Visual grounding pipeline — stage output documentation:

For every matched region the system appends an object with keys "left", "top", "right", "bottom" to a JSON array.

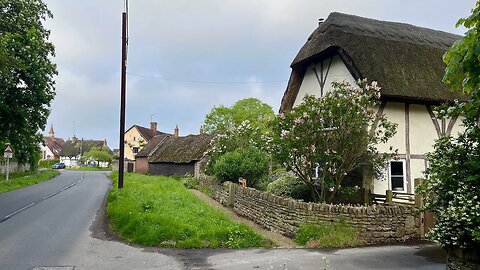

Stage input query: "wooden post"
[
  {"left": 227, "top": 182, "right": 235, "bottom": 208},
  {"left": 386, "top": 190, "right": 393, "bottom": 204},
  {"left": 415, "top": 178, "right": 425, "bottom": 239}
]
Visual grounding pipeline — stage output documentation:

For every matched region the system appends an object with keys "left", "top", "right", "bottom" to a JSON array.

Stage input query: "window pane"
[
  {"left": 391, "top": 161, "right": 403, "bottom": 176},
  {"left": 391, "top": 176, "right": 404, "bottom": 190}
]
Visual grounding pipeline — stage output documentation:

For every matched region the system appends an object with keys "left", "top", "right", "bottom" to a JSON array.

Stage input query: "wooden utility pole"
[{"left": 118, "top": 4, "right": 128, "bottom": 189}]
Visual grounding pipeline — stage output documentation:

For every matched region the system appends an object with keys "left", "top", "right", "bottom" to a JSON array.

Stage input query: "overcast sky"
[{"left": 41, "top": 0, "right": 476, "bottom": 149}]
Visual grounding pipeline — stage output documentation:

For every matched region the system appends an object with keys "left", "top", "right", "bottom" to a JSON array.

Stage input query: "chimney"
[
  {"left": 174, "top": 124, "right": 179, "bottom": 138},
  {"left": 150, "top": 121, "right": 157, "bottom": 132},
  {"left": 199, "top": 125, "right": 204, "bottom": 135},
  {"left": 318, "top": 18, "right": 324, "bottom": 26}
]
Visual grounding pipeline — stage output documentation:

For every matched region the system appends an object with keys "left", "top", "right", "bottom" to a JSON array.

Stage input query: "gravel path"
[{"left": 190, "top": 189, "right": 299, "bottom": 248}]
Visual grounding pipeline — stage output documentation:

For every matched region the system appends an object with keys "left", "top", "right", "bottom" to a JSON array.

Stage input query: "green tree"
[
  {"left": 82, "top": 147, "right": 113, "bottom": 167},
  {"left": 271, "top": 80, "right": 397, "bottom": 202},
  {"left": 203, "top": 98, "right": 275, "bottom": 134},
  {"left": 417, "top": 1, "right": 480, "bottom": 250},
  {"left": 0, "top": 0, "right": 57, "bottom": 166}
]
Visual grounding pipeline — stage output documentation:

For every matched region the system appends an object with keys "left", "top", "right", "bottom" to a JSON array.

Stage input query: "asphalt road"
[
  {"left": 0, "top": 170, "right": 447, "bottom": 270},
  {"left": 0, "top": 170, "right": 112, "bottom": 270}
]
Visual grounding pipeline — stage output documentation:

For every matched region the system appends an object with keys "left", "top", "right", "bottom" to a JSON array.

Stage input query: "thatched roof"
[
  {"left": 43, "top": 136, "right": 65, "bottom": 156},
  {"left": 280, "top": 12, "right": 464, "bottom": 112},
  {"left": 60, "top": 138, "right": 112, "bottom": 157},
  {"left": 148, "top": 134, "right": 215, "bottom": 164},
  {"left": 135, "top": 133, "right": 171, "bottom": 157}
]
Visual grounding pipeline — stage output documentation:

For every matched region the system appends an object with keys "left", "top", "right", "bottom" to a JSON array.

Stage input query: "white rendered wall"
[{"left": 294, "top": 55, "right": 355, "bottom": 105}]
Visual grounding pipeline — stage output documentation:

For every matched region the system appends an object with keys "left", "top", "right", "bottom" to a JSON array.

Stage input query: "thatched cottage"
[
  {"left": 280, "top": 12, "right": 464, "bottom": 194},
  {"left": 59, "top": 137, "right": 112, "bottom": 167},
  {"left": 135, "top": 132, "right": 214, "bottom": 177}
]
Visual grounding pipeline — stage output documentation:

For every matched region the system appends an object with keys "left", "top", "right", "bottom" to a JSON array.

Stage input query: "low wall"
[
  {"left": 199, "top": 176, "right": 420, "bottom": 243},
  {"left": 0, "top": 162, "right": 30, "bottom": 174}
]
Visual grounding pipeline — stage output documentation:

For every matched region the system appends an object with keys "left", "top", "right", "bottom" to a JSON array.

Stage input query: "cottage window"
[
  {"left": 389, "top": 160, "right": 405, "bottom": 192},
  {"left": 133, "top": 147, "right": 139, "bottom": 154}
]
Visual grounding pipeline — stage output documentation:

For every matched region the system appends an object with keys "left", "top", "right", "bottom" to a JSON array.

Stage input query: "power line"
[{"left": 126, "top": 72, "right": 287, "bottom": 85}]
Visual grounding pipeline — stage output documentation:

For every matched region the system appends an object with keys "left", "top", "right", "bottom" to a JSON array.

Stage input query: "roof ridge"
[{"left": 319, "top": 12, "right": 460, "bottom": 49}]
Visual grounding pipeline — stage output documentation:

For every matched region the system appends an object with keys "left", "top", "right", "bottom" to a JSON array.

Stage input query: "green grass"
[
  {"left": 67, "top": 166, "right": 112, "bottom": 171},
  {"left": 295, "top": 221, "right": 360, "bottom": 248},
  {"left": 0, "top": 169, "right": 61, "bottom": 193},
  {"left": 107, "top": 172, "right": 272, "bottom": 248}
]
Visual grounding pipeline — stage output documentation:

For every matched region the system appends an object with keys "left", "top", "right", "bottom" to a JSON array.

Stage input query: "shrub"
[
  {"left": 180, "top": 176, "right": 199, "bottom": 189},
  {"left": 213, "top": 147, "right": 269, "bottom": 187},
  {"left": 267, "top": 170, "right": 312, "bottom": 201},
  {"left": 38, "top": 159, "right": 59, "bottom": 168}
]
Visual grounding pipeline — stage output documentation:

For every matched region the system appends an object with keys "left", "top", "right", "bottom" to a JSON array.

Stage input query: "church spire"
[{"left": 49, "top": 125, "right": 55, "bottom": 138}]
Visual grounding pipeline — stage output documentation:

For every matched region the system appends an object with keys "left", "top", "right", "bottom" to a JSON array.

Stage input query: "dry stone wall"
[{"left": 199, "top": 176, "right": 420, "bottom": 243}]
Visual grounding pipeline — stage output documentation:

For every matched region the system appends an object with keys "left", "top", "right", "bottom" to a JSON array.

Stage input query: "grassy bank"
[
  {"left": 107, "top": 172, "right": 272, "bottom": 248},
  {"left": 295, "top": 221, "right": 360, "bottom": 248},
  {"left": 0, "top": 169, "right": 60, "bottom": 193}
]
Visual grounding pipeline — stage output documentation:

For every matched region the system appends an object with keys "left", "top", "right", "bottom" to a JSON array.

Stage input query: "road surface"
[{"left": 0, "top": 170, "right": 446, "bottom": 270}]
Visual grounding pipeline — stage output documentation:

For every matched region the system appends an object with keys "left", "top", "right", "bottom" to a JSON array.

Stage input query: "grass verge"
[
  {"left": 107, "top": 172, "right": 272, "bottom": 248},
  {"left": 67, "top": 166, "right": 112, "bottom": 171},
  {"left": 295, "top": 221, "right": 360, "bottom": 248},
  {"left": 0, "top": 169, "right": 60, "bottom": 193}
]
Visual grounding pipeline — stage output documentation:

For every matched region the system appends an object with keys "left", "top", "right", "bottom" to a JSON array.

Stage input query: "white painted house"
[
  {"left": 59, "top": 137, "right": 112, "bottom": 167},
  {"left": 280, "top": 13, "right": 465, "bottom": 195},
  {"left": 40, "top": 126, "right": 65, "bottom": 160}
]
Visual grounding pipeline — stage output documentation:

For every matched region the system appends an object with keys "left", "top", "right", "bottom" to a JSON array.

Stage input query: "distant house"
[
  {"left": 59, "top": 137, "right": 112, "bottom": 167},
  {"left": 40, "top": 125, "right": 65, "bottom": 160},
  {"left": 280, "top": 12, "right": 464, "bottom": 194},
  {"left": 124, "top": 122, "right": 168, "bottom": 161},
  {"left": 135, "top": 127, "right": 214, "bottom": 177}
]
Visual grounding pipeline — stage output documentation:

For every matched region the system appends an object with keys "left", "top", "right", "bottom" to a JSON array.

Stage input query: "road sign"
[{"left": 4, "top": 146, "right": 13, "bottom": 158}]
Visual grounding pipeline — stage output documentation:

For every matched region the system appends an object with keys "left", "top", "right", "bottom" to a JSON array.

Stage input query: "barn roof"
[
  {"left": 147, "top": 134, "right": 215, "bottom": 164},
  {"left": 280, "top": 12, "right": 464, "bottom": 112},
  {"left": 135, "top": 133, "right": 171, "bottom": 157}
]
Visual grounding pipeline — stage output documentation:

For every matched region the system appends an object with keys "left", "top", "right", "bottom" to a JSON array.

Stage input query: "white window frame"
[{"left": 388, "top": 160, "right": 406, "bottom": 193}]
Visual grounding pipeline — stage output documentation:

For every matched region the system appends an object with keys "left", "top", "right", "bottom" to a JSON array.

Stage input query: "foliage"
[
  {"left": 81, "top": 146, "right": 113, "bottom": 166},
  {"left": 295, "top": 221, "right": 360, "bottom": 248},
  {"left": 0, "top": 169, "right": 60, "bottom": 193},
  {"left": 179, "top": 175, "right": 199, "bottom": 189},
  {"left": 212, "top": 147, "right": 269, "bottom": 187},
  {"left": 417, "top": 1, "right": 480, "bottom": 250},
  {"left": 271, "top": 80, "right": 397, "bottom": 202},
  {"left": 267, "top": 169, "right": 312, "bottom": 201},
  {"left": 38, "top": 159, "right": 59, "bottom": 168},
  {"left": 205, "top": 119, "right": 271, "bottom": 174},
  {"left": 107, "top": 173, "right": 272, "bottom": 248},
  {"left": 203, "top": 98, "right": 275, "bottom": 134},
  {"left": 0, "top": 0, "right": 57, "bottom": 166},
  {"left": 418, "top": 133, "right": 480, "bottom": 249}
]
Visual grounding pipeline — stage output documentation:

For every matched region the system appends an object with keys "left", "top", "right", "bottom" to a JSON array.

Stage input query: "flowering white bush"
[
  {"left": 270, "top": 80, "right": 397, "bottom": 202},
  {"left": 418, "top": 129, "right": 480, "bottom": 249},
  {"left": 205, "top": 120, "right": 271, "bottom": 177},
  {"left": 418, "top": 3, "right": 480, "bottom": 250}
]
